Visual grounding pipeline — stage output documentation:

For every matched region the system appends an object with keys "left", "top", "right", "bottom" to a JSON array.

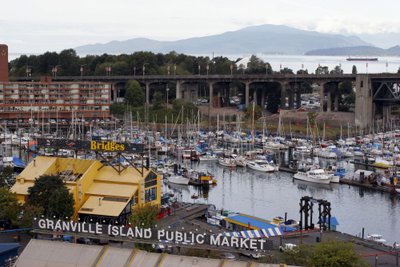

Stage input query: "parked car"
[
  {"left": 241, "top": 250, "right": 262, "bottom": 259},
  {"left": 279, "top": 243, "right": 297, "bottom": 252}
]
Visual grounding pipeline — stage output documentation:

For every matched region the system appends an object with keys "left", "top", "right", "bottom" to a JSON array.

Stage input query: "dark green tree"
[
  {"left": 0, "top": 166, "right": 14, "bottom": 188},
  {"left": 245, "top": 104, "right": 263, "bottom": 120},
  {"left": 297, "top": 69, "right": 309, "bottom": 74},
  {"left": 152, "top": 91, "right": 164, "bottom": 109},
  {"left": 246, "top": 55, "right": 272, "bottom": 74},
  {"left": 110, "top": 103, "right": 127, "bottom": 116},
  {"left": 308, "top": 239, "right": 368, "bottom": 267},
  {"left": 281, "top": 240, "right": 367, "bottom": 267},
  {"left": 0, "top": 187, "right": 21, "bottom": 226},
  {"left": 280, "top": 67, "right": 294, "bottom": 74},
  {"left": 281, "top": 244, "right": 310, "bottom": 266},
  {"left": 129, "top": 204, "right": 159, "bottom": 228},
  {"left": 19, "top": 204, "right": 44, "bottom": 228},
  {"left": 339, "top": 81, "right": 355, "bottom": 112},
  {"left": 27, "top": 175, "right": 74, "bottom": 219},
  {"left": 315, "top": 66, "right": 329, "bottom": 75},
  {"left": 352, "top": 65, "right": 358, "bottom": 74},
  {"left": 125, "top": 80, "right": 145, "bottom": 107},
  {"left": 330, "top": 65, "right": 344, "bottom": 75}
]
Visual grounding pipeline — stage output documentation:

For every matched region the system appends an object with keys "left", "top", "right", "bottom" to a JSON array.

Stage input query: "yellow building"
[{"left": 11, "top": 156, "right": 161, "bottom": 223}]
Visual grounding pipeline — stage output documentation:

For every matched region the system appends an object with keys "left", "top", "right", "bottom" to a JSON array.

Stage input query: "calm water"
[
  {"left": 165, "top": 161, "right": 400, "bottom": 245},
  {"left": 219, "top": 54, "right": 400, "bottom": 74}
]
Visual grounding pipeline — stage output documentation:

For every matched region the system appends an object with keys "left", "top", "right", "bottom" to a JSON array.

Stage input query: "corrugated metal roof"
[
  {"left": 15, "top": 239, "right": 103, "bottom": 267},
  {"left": 96, "top": 246, "right": 133, "bottom": 267},
  {"left": 128, "top": 250, "right": 161, "bottom": 267},
  {"left": 160, "top": 254, "right": 221, "bottom": 267},
  {"left": 16, "top": 240, "right": 300, "bottom": 267}
]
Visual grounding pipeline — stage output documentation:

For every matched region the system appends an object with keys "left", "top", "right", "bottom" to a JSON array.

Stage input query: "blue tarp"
[
  {"left": 318, "top": 216, "right": 339, "bottom": 226},
  {"left": 0, "top": 243, "right": 20, "bottom": 254},
  {"left": 226, "top": 214, "right": 276, "bottom": 230},
  {"left": 12, "top": 156, "right": 25, "bottom": 168}
]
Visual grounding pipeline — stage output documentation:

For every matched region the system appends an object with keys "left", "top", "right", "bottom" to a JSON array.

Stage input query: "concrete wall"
[{"left": 355, "top": 75, "right": 374, "bottom": 131}]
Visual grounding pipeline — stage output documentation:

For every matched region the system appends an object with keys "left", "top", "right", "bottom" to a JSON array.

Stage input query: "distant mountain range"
[
  {"left": 75, "top": 24, "right": 370, "bottom": 55},
  {"left": 305, "top": 45, "right": 400, "bottom": 56}
]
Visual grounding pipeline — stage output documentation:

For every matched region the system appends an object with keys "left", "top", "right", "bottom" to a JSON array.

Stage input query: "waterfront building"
[
  {"left": 0, "top": 78, "right": 111, "bottom": 121},
  {"left": 11, "top": 156, "right": 161, "bottom": 223}
]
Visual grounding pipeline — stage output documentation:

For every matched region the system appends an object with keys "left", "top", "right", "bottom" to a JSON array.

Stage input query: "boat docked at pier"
[
  {"left": 246, "top": 160, "right": 277, "bottom": 172},
  {"left": 367, "top": 234, "right": 386, "bottom": 244},
  {"left": 293, "top": 168, "right": 331, "bottom": 184},
  {"left": 167, "top": 174, "right": 189, "bottom": 185}
]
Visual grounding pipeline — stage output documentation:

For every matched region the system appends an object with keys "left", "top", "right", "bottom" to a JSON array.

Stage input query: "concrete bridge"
[{"left": 15, "top": 73, "right": 400, "bottom": 131}]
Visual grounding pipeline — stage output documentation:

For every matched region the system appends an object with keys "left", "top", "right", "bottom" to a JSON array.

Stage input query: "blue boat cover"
[
  {"left": 0, "top": 243, "right": 20, "bottom": 254},
  {"left": 12, "top": 156, "right": 26, "bottom": 168}
]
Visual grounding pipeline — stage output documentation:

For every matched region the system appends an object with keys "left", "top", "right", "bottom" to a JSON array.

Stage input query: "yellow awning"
[
  {"left": 86, "top": 182, "right": 138, "bottom": 198},
  {"left": 78, "top": 196, "right": 131, "bottom": 217}
]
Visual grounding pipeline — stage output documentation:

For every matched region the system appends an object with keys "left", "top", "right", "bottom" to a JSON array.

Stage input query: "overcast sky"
[{"left": 2, "top": 0, "right": 400, "bottom": 53}]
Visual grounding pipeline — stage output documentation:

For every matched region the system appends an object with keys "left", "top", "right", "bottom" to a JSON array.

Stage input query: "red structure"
[{"left": 0, "top": 44, "right": 8, "bottom": 82}]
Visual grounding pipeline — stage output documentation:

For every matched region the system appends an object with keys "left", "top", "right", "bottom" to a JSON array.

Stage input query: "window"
[
  {"left": 145, "top": 187, "right": 156, "bottom": 202},
  {"left": 145, "top": 171, "right": 158, "bottom": 188}
]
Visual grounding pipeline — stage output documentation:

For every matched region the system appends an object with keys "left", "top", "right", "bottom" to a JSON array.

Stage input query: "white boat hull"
[
  {"left": 247, "top": 163, "right": 275, "bottom": 172},
  {"left": 293, "top": 172, "right": 331, "bottom": 185},
  {"left": 167, "top": 175, "right": 189, "bottom": 185}
]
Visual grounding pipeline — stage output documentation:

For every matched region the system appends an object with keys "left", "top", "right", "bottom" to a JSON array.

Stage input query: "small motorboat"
[{"left": 367, "top": 234, "right": 386, "bottom": 244}]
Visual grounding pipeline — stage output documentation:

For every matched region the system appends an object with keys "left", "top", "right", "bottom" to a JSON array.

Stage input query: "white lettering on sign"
[{"left": 33, "top": 219, "right": 270, "bottom": 251}]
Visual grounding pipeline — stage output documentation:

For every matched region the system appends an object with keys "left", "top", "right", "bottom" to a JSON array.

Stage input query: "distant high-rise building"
[{"left": 0, "top": 44, "right": 8, "bottom": 82}]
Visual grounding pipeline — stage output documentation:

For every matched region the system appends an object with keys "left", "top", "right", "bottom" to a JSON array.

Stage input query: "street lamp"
[
  {"left": 25, "top": 66, "right": 31, "bottom": 77},
  {"left": 80, "top": 64, "right": 86, "bottom": 79},
  {"left": 173, "top": 64, "right": 177, "bottom": 77},
  {"left": 142, "top": 63, "right": 148, "bottom": 78},
  {"left": 166, "top": 85, "right": 170, "bottom": 107},
  {"left": 105, "top": 66, "right": 112, "bottom": 76},
  {"left": 52, "top": 65, "right": 60, "bottom": 78}
]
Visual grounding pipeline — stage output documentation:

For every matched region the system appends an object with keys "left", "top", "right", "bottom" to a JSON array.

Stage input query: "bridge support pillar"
[
  {"left": 334, "top": 92, "right": 339, "bottom": 112},
  {"left": 245, "top": 82, "right": 250, "bottom": 108},
  {"left": 280, "top": 82, "right": 288, "bottom": 109},
  {"left": 319, "top": 83, "right": 325, "bottom": 112},
  {"left": 176, "top": 81, "right": 182, "bottom": 99},
  {"left": 253, "top": 89, "right": 257, "bottom": 106},
  {"left": 145, "top": 82, "right": 150, "bottom": 105},
  {"left": 355, "top": 75, "right": 373, "bottom": 131},
  {"left": 296, "top": 90, "right": 301, "bottom": 109},
  {"left": 209, "top": 82, "right": 214, "bottom": 109},
  {"left": 327, "top": 91, "right": 332, "bottom": 112},
  {"left": 288, "top": 91, "right": 294, "bottom": 110},
  {"left": 261, "top": 89, "right": 265, "bottom": 109}
]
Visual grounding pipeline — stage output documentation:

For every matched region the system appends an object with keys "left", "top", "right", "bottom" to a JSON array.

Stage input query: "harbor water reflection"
[{"left": 164, "top": 161, "right": 400, "bottom": 245}]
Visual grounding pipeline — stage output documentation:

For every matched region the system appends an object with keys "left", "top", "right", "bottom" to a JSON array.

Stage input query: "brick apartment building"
[{"left": 0, "top": 44, "right": 112, "bottom": 121}]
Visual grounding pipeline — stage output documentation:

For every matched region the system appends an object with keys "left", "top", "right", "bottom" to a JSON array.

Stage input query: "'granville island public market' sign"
[{"left": 34, "top": 219, "right": 272, "bottom": 251}]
